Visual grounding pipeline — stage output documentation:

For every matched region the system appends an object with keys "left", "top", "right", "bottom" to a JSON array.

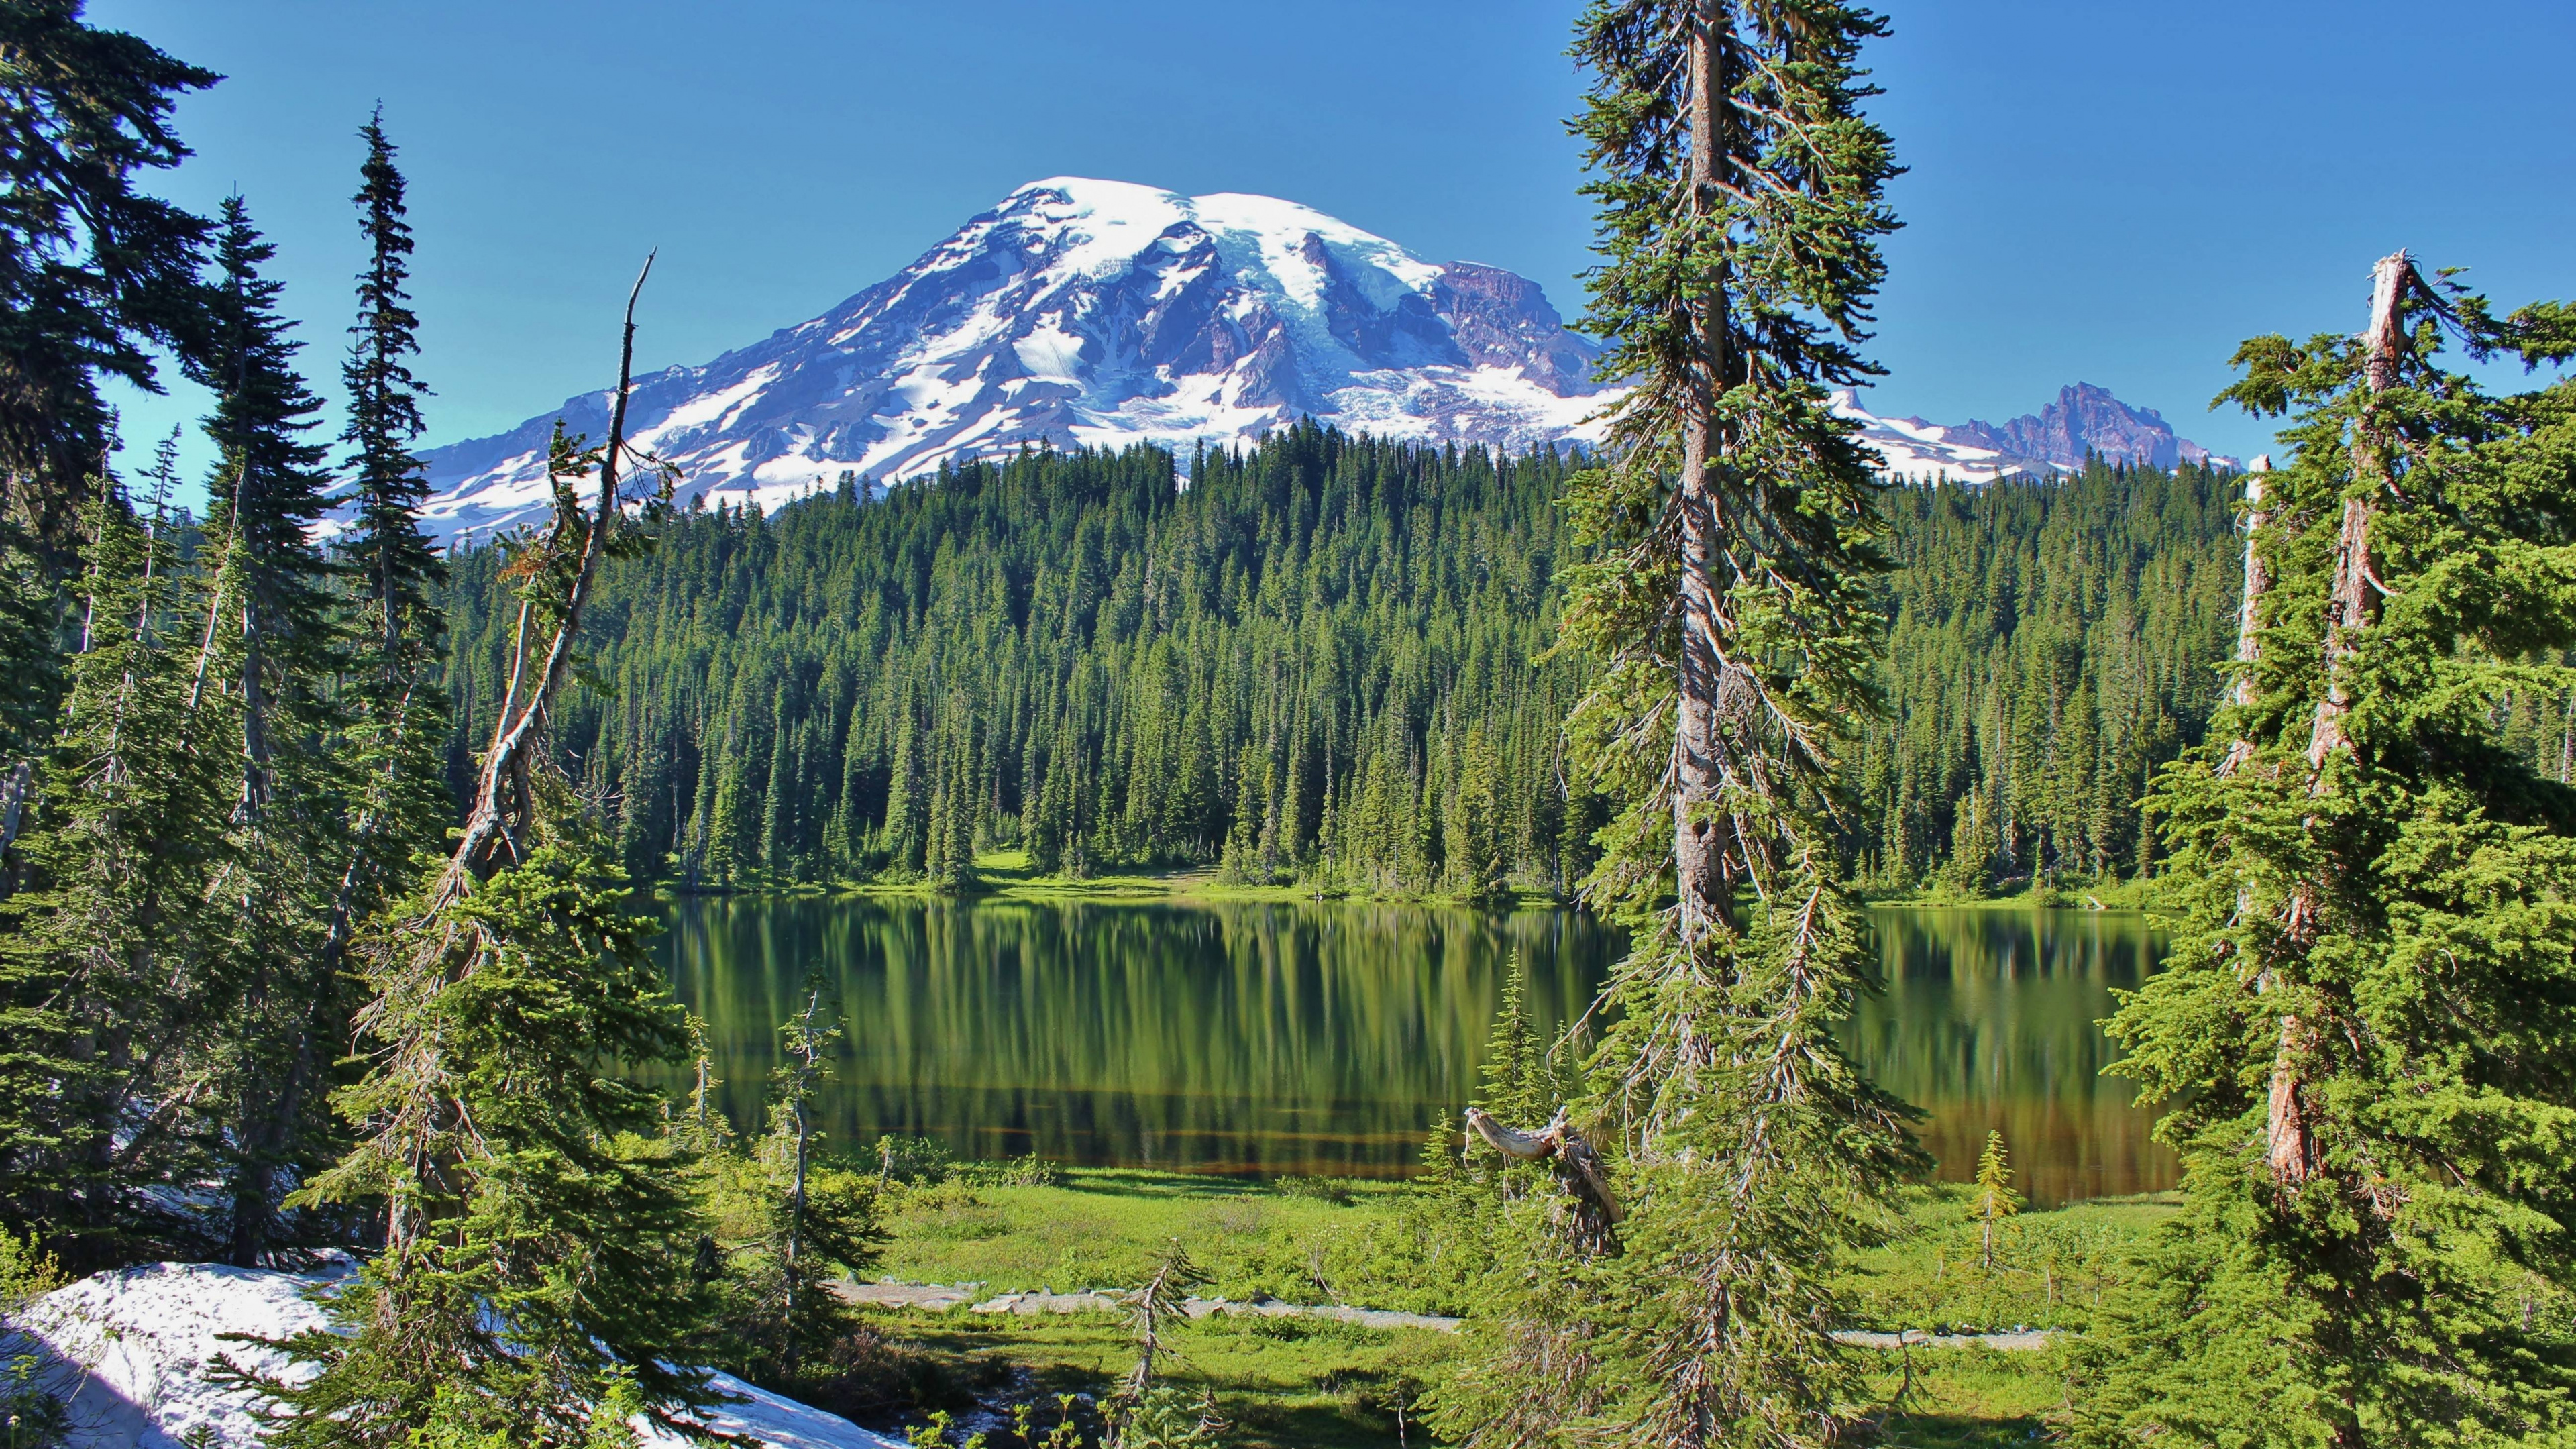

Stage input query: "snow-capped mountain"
[
  {"left": 400, "top": 177, "right": 1614, "bottom": 545},
  {"left": 390, "top": 178, "right": 2238, "bottom": 545}
]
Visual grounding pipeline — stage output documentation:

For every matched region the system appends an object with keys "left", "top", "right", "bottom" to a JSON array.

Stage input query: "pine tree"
[
  {"left": 0, "top": 0, "right": 216, "bottom": 559},
  {"left": 0, "top": 473, "right": 233, "bottom": 1257},
  {"left": 1442, "top": 4, "right": 1928, "bottom": 1444},
  {"left": 1218, "top": 742, "right": 1265, "bottom": 883},
  {"left": 268, "top": 266, "right": 712, "bottom": 1444},
  {"left": 1454, "top": 729, "right": 1507, "bottom": 902},
  {"left": 709, "top": 975, "right": 879, "bottom": 1389},
  {"left": 187, "top": 194, "right": 362, "bottom": 1267},
  {"left": 2074, "top": 257, "right": 2576, "bottom": 1447},
  {"left": 340, "top": 108, "right": 440, "bottom": 679},
  {"left": 331, "top": 109, "right": 453, "bottom": 930},
  {"left": 884, "top": 710, "right": 923, "bottom": 874},
  {"left": 1968, "top": 1129, "right": 2019, "bottom": 1272},
  {"left": 1422, "top": 951, "right": 1609, "bottom": 1440}
]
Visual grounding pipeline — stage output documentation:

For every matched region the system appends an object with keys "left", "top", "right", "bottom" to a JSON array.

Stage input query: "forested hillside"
[
  {"left": 1853, "top": 463, "right": 2243, "bottom": 886},
  {"left": 441, "top": 427, "right": 2249, "bottom": 895}
]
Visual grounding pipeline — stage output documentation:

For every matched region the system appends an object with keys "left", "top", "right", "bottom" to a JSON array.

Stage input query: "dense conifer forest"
[{"left": 440, "top": 429, "right": 2251, "bottom": 897}]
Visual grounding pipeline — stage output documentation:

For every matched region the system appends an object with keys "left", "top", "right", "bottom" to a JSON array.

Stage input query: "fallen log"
[{"left": 1464, "top": 1104, "right": 1623, "bottom": 1226}]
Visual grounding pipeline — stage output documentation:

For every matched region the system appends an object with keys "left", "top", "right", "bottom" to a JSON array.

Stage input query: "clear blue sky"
[{"left": 89, "top": 0, "right": 2576, "bottom": 503}]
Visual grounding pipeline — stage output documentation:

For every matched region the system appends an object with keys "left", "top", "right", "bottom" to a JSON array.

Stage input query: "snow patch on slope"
[{"left": 4, "top": 1263, "right": 904, "bottom": 1449}]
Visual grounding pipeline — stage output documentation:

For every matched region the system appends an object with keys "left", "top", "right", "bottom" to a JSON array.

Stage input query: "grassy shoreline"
[
  {"left": 663, "top": 849, "right": 1572, "bottom": 911},
  {"left": 667, "top": 849, "right": 2186, "bottom": 918},
  {"left": 849, "top": 1165, "right": 2175, "bottom": 1448}
]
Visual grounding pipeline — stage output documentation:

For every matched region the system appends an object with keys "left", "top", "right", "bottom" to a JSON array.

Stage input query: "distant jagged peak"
[
  {"left": 1949, "top": 381, "right": 2237, "bottom": 473},
  {"left": 1829, "top": 383, "right": 2239, "bottom": 483}
]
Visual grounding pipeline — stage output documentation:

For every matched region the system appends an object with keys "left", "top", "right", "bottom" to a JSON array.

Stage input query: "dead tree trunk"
[
  {"left": 1466, "top": 1104, "right": 1623, "bottom": 1248},
  {"left": 2306, "top": 250, "right": 2412, "bottom": 773},
  {"left": 439, "top": 252, "right": 657, "bottom": 900},
  {"left": 2269, "top": 250, "right": 2415, "bottom": 1192},
  {"left": 2220, "top": 456, "right": 2272, "bottom": 778}
]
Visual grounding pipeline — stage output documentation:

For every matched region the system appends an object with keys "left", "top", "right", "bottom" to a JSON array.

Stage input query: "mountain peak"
[
  {"left": 1830, "top": 383, "right": 2237, "bottom": 482},
  {"left": 1950, "top": 382, "right": 2232, "bottom": 472},
  {"left": 394, "top": 178, "right": 1609, "bottom": 544},
  {"left": 382, "top": 184, "right": 2235, "bottom": 546}
]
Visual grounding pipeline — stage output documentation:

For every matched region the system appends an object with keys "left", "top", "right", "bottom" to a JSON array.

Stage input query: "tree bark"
[
  {"left": 2219, "top": 458, "right": 2271, "bottom": 777},
  {"left": 2306, "top": 251, "right": 2411, "bottom": 772},
  {"left": 2269, "top": 251, "right": 2413, "bottom": 1193},
  {"left": 1465, "top": 1104, "right": 1623, "bottom": 1226},
  {"left": 1673, "top": 0, "right": 1737, "bottom": 939}
]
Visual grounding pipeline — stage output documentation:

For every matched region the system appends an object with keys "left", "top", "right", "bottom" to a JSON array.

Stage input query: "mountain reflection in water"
[{"left": 657, "top": 896, "right": 2174, "bottom": 1205}]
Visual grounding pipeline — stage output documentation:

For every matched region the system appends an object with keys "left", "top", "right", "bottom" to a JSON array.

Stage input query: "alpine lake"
[{"left": 657, "top": 895, "right": 2175, "bottom": 1208}]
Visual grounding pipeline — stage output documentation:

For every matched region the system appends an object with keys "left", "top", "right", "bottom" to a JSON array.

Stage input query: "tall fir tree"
[
  {"left": 0, "top": 471, "right": 233, "bottom": 1258},
  {"left": 2073, "top": 259, "right": 2576, "bottom": 1446},
  {"left": 0, "top": 0, "right": 216, "bottom": 560},
  {"left": 705, "top": 974, "right": 879, "bottom": 1392},
  {"left": 188, "top": 194, "right": 358, "bottom": 1266},
  {"left": 330, "top": 109, "right": 452, "bottom": 934},
  {"left": 339, "top": 108, "right": 441, "bottom": 680},
  {"left": 1437, "top": 3, "right": 1925, "bottom": 1444}
]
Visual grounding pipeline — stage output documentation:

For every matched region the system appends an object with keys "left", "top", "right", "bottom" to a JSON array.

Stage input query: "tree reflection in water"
[{"left": 657, "top": 898, "right": 2172, "bottom": 1205}]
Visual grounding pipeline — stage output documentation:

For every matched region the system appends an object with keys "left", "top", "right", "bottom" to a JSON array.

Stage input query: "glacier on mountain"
[
  {"left": 393, "top": 177, "right": 1615, "bottom": 545},
  {"left": 377, "top": 178, "right": 2237, "bottom": 547}
]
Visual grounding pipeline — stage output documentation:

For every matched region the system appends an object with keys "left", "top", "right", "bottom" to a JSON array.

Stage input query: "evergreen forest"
[{"left": 440, "top": 434, "right": 2257, "bottom": 900}]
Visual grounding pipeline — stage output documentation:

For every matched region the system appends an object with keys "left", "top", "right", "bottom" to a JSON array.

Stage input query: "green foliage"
[
  {"left": 0, "top": 1220, "right": 67, "bottom": 1444},
  {"left": 1105, "top": 1385, "right": 1226, "bottom": 1448},
  {"left": 0, "top": 1350, "right": 69, "bottom": 1449},
  {"left": 0, "top": 1225, "right": 62, "bottom": 1311},
  {"left": 0, "top": 478, "right": 237, "bottom": 1256},
  {"left": 0, "top": 0, "right": 217, "bottom": 557},
  {"left": 1968, "top": 1131, "right": 2021, "bottom": 1271},
  {"left": 191, "top": 194, "right": 370, "bottom": 1268},
  {"left": 338, "top": 107, "right": 443, "bottom": 673},
  {"left": 264, "top": 833, "right": 717, "bottom": 1446},
  {"left": 439, "top": 425, "right": 2243, "bottom": 903},
  {"left": 441, "top": 428, "right": 1601, "bottom": 900},
  {"left": 2082, "top": 264, "right": 2576, "bottom": 1445},
  {"left": 875, "top": 1134, "right": 961, "bottom": 1186},
  {"left": 695, "top": 973, "right": 888, "bottom": 1391},
  {"left": 1268, "top": 1176, "right": 1354, "bottom": 1208},
  {"left": 1855, "top": 461, "right": 2242, "bottom": 889},
  {"left": 905, "top": 1409, "right": 990, "bottom": 1449},
  {"left": 1835, "top": 1188, "right": 2156, "bottom": 1338}
]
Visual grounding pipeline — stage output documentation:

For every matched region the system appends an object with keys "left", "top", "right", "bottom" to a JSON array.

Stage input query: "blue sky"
[{"left": 89, "top": 0, "right": 2576, "bottom": 502}]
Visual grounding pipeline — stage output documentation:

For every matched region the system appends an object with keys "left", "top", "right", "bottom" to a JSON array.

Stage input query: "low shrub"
[{"left": 1269, "top": 1175, "right": 1354, "bottom": 1207}]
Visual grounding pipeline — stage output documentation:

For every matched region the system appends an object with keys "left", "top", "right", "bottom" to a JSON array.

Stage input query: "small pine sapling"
[{"left": 1968, "top": 1129, "right": 2021, "bottom": 1271}]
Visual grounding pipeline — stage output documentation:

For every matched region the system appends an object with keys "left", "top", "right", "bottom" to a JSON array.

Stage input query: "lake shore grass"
[
  {"left": 1860, "top": 874, "right": 2182, "bottom": 914},
  {"left": 683, "top": 854, "right": 2189, "bottom": 918},
  {"left": 853, "top": 1165, "right": 2178, "bottom": 1447},
  {"left": 709, "top": 849, "right": 1570, "bottom": 911}
]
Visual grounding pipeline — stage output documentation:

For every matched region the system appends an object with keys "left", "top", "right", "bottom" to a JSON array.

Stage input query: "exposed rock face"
[{"left": 1945, "top": 382, "right": 2233, "bottom": 472}]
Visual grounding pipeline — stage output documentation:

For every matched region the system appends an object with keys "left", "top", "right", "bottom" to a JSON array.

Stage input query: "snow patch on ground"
[{"left": 4, "top": 1263, "right": 904, "bottom": 1448}]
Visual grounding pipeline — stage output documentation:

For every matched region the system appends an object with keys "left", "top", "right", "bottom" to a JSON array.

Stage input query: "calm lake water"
[{"left": 657, "top": 897, "right": 2175, "bottom": 1206}]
